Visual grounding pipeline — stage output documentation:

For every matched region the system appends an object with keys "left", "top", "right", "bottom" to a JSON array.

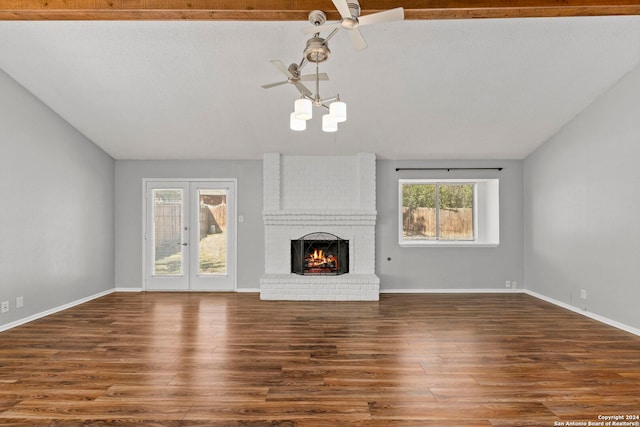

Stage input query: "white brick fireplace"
[{"left": 260, "top": 152, "right": 380, "bottom": 301}]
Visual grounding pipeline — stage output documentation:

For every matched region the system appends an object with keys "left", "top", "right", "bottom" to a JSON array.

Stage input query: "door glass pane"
[
  {"left": 438, "top": 184, "right": 474, "bottom": 240},
  {"left": 198, "top": 189, "right": 227, "bottom": 275},
  {"left": 153, "top": 189, "right": 183, "bottom": 275}
]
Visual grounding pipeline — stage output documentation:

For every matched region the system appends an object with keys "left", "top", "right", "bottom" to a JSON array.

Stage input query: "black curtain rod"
[{"left": 395, "top": 167, "right": 503, "bottom": 172}]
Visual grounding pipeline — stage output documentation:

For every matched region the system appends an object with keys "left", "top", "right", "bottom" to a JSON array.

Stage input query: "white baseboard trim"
[
  {"left": 380, "top": 288, "right": 525, "bottom": 294},
  {"left": 237, "top": 287, "right": 260, "bottom": 293},
  {"left": 114, "top": 287, "right": 143, "bottom": 292},
  {"left": 524, "top": 290, "right": 640, "bottom": 337},
  {"left": 0, "top": 288, "right": 115, "bottom": 333},
  {"left": 115, "top": 287, "right": 259, "bottom": 293}
]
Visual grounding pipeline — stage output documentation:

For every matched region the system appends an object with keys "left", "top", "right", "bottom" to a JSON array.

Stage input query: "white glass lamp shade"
[
  {"left": 322, "top": 114, "right": 338, "bottom": 132},
  {"left": 290, "top": 112, "right": 306, "bottom": 131},
  {"left": 329, "top": 101, "right": 347, "bottom": 123},
  {"left": 294, "top": 98, "right": 313, "bottom": 120}
]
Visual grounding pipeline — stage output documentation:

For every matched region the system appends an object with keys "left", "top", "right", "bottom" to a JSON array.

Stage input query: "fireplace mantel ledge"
[{"left": 263, "top": 209, "right": 377, "bottom": 226}]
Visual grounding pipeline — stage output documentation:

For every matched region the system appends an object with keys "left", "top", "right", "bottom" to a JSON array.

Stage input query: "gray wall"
[
  {"left": 376, "top": 159, "right": 524, "bottom": 290},
  {"left": 0, "top": 70, "right": 115, "bottom": 328},
  {"left": 115, "top": 160, "right": 263, "bottom": 289},
  {"left": 2, "top": 54, "right": 637, "bottom": 331},
  {"left": 524, "top": 66, "right": 640, "bottom": 330}
]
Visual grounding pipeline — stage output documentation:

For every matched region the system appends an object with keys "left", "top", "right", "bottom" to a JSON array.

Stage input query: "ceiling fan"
[
  {"left": 303, "top": 0, "right": 404, "bottom": 50},
  {"left": 261, "top": 60, "right": 329, "bottom": 97},
  {"left": 262, "top": 2, "right": 402, "bottom": 132}
]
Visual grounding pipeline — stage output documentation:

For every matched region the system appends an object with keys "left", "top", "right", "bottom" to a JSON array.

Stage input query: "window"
[
  {"left": 399, "top": 179, "right": 499, "bottom": 247},
  {"left": 402, "top": 182, "right": 475, "bottom": 241}
]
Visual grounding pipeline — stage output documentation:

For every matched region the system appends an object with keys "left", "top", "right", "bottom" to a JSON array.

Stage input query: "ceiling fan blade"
[
  {"left": 261, "top": 81, "right": 288, "bottom": 89},
  {"left": 270, "top": 60, "right": 293, "bottom": 78},
  {"left": 348, "top": 28, "right": 368, "bottom": 50},
  {"left": 300, "top": 73, "right": 329, "bottom": 81},
  {"left": 332, "top": 0, "right": 353, "bottom": 19},
  {"left": 303, "top": 22, "right": 341, "bottom": 35},
  {"left": 358, "top": 7, "right": 405, "bottom": 26},
  {"left": 293, "top": 81, "right": 312, "bottom": 97}
]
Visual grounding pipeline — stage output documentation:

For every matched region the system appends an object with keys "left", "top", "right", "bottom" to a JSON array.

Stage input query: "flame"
[{"left": 306, "top": 248, "right": 337, "bottom": 270}]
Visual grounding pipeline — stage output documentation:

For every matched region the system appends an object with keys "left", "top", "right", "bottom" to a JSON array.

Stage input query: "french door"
[{"left": 144, "top": 180, "right": 236, "bottom": 291}]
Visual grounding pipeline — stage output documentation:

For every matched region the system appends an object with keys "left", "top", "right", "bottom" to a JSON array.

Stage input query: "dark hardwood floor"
[{"left": 0, "top": 292, "right": 638, "bottom": 426}]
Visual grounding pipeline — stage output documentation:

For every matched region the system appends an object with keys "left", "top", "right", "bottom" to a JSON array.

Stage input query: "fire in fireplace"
[{"left": 291, "top": 232, "right": 349, "bottom": 276}]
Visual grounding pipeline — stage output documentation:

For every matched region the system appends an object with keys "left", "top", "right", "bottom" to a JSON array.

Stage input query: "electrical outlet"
[
  {"left": 580, "top": 289, "right": 587, "bottom": 299},
  {"left": 505, "top": 280, "right": 511, "bottom": 288},
  {"left": 512, "top": 281, "right": 517, "bottom": 289},
  {"left": 16, "top": 296, "right": 24, "bottom": 308},
  {"left": 1, "top": 301, "right": 8, "bottom": 314}
]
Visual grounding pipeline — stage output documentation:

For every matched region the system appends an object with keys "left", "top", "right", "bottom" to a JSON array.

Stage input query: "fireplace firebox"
[{"left": 291, "top": 232, "right": 349, "bottom": 276}]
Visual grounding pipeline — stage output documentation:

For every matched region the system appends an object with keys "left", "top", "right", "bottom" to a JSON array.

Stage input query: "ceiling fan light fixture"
[
  {"left": 330, "top": 100, "right": 347, "bottom": 123},
  {"left": 290, "top": 112, "right": 306, "bottom": 131},
  {"left": 294, "top": 98, "right": 313, "bottom": 120},
  {"left": 322, "top": 114, "right": 338, "bottom": 132},
  {"left": 304, "top": 37, "right": 330, "bottom": 63}
]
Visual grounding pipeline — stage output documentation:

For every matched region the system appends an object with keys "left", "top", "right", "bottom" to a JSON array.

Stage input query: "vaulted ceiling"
[{"left": 1, "top": 1, "right": 639, "bottom": 160}]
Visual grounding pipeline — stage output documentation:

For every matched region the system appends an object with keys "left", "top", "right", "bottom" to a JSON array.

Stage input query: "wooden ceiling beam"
[{"left": 0, "top": 0, "right": 638, "bottom": 20}]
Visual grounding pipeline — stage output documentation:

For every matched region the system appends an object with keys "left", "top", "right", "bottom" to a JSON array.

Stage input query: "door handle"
[{"left": 179, "top": 243, "right": 188, "bottom": 246}]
